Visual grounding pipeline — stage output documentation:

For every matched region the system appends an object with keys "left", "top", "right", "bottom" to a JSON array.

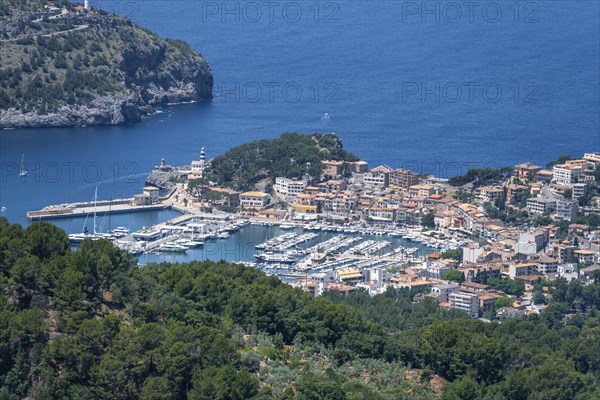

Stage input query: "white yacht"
[
  {"left": 280, "top": 223, "right": 295, "bottom": 230},
  {"left": 159, "top": 243, "right": 188, "bottom": 252}
]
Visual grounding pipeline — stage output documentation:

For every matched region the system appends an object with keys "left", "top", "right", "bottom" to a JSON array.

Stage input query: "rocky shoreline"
[
  {"left": 0, "top": 57, "right": 213, "bottom": 129},
  {"left": 145, "top": 168, "right": 188, "bottom": 192}
]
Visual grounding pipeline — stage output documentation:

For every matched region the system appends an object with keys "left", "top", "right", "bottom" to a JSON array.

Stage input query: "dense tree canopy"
[
  {"left": 202, "top": 133, "right": 358, "bottom": 191},
  {"left": 1, "top": 217, "right": 600, "bottom": 399}
]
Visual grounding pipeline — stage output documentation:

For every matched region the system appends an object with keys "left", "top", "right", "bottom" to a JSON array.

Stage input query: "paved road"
[
  {"left": 1, "top": 24, "right": 88, "bottom": 42},
  {"left": 41, "top": 24, "right": 89, "bottom": 37}
]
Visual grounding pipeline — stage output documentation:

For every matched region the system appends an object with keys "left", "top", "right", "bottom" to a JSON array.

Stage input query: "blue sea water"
[{"left": 1, "top": 0, "right": 599, "bottom": 226}]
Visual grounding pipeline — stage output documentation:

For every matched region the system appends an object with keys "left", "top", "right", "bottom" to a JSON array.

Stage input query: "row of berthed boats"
[
  {"left": 139, "top": 222, "right": 248, "bottom": 254},
  {"left": 253, "top": 232, "right": 424, "bottom": 265}
]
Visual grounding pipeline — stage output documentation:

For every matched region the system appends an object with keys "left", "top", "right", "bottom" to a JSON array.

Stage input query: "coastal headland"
[{"left": 0, "top": 0, "right": 213, "bottom": 129}]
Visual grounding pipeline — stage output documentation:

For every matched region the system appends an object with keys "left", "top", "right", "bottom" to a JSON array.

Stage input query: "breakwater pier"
[{"left": 27, "top": 198, "right": 170, "bottom": 220}]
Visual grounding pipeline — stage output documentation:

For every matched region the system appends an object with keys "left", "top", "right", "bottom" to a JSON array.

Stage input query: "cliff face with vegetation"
[
  {"left": 0, "top": 0, "right": 213, "bottom": 129},
  {"left": 201, "top": 133, "right": 359, "bottom": 191}
]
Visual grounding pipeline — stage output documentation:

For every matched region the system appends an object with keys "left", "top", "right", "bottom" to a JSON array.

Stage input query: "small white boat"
[
  {"left": 111, "top": 226, "right": 130, "bottom": 234},
  {"left": 19, "top": 154, "right": 27, "bottom": 177},
  {"left": 280, "top": 224, "right": 295, "bottom": 230}
]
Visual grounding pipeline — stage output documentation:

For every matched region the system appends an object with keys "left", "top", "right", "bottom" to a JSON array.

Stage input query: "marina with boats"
[
  {"left": 28, "top": 183, "right": 465, "bottom": 284},
  {"left": 60, "top": 203, "right": 462, "bottom": 283}
]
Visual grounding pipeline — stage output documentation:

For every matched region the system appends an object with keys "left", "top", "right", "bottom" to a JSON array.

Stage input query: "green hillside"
[
  {"left": 0, "top": 0, "right": 212, "bottom": 128},
  {"left": 201, "top": 133, "right": 359, "bottom": 191}
]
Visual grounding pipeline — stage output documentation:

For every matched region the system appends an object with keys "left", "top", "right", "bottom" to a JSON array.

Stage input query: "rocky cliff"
[{"left": 0, "top": 1, "right": 213, "bottom": 129}]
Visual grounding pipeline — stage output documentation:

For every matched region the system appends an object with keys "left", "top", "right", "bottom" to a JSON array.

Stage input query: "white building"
[
  {"left": 513, "top": 230, "right": 549, "bottom": 255},
  {"left": 553, "top": 164, "right": 581, "bottom": 186},
  {"left": 583, "top": 153, "right": 600, "bottom": 169},
  {"left": 557, "top": 264, "right": 579, "bottom": 281},
  {"left": 274, "top": 177, "right": 306, "bottom": 198},
  {"left": 431, "top": 283, "right": 460, "bottom": 301},
  {"left": 143, "top": 186, "right": 160, "bottom": 203},
  {"left": 572, "top": 183, "right": 586, "bottom": 200},
  {"left": 448, "top": 291, "right": 480, "bottom": 317},
  {"left": 527, "top": 197, "right": 556, "bottom": 215},
  {"left": 189, "top": 148, "right": 207, "bottom": 180},
  {"left": 240, "top": 191, "right": 270, "bottom": 209}
]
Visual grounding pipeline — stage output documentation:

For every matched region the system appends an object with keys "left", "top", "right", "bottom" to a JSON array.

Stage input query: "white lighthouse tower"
[
  {"left": 84, "top": 0, "right": 89, "bottom": 10},
  {"left": 189, "top": 147, "right": 206, "bottom": 180},
  {"left": 200, "top": 147, "right": 206, "bottom": 166}
]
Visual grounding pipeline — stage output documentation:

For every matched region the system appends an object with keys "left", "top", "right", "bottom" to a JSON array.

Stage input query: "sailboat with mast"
[
  {"left": 19, "top": 154, "right": 27, "bottom": 177},
  {"left": 68, "top": 187, "right": 103, "bottom": 243}
]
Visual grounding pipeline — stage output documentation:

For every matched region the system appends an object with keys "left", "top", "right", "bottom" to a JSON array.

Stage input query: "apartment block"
[
  {"left": 322, "top": 160, "right": 345, "bottom": 177},
  {"left": 572, "top": 183, "right": 586, "bottom": 200},
  {"left": 508, "top": 263, "right": 537, "bottom": 278},
  {"left": 363, "top": 166, "right": 391, "bottom": 188},
  {"left": 555, "top": 200, "right": 578, "bottom": 221},
  {"left": 536, "top": 255, "right": 558, "bottom": 275},
  {"left": 408, "top": 184, "right": 435, "bottom": 198},
  {"left": 431, "top": 283, "right": 460, "bottom": 302},
  {"left": 274, "top": 177, "right": 306, "bottom": 197},
  {"left": 527, "top": 197, "right": 556, "bottom": 215},
  {"left": 553, "top": 164, "right": 581, "bottom": 186},
  {"left": 478, "top": 186, "right": 504, "bottom": 203},
  {"left": 448, "top": 291, "right": 480, "bottom": 317},
  {"left": 389, "top": 169, "right": 419, "bottom": 191},
  {"left": 240, "top": 191, "right": 270, "bottom": 208}
]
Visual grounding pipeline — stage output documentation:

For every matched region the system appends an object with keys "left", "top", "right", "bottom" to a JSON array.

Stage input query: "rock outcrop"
[
  {"left": 0, "top": 6, "right": 213, "bottom": 129},
  {"left": 145, "top": 168, "right": 188, "bottom": 191}
]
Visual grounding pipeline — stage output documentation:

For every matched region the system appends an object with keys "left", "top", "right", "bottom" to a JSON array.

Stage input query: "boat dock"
[{"left": 27, "top": 199, "right": 170, "bottom": 220}]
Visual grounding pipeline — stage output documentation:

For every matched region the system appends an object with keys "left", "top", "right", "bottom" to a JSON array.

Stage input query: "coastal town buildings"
[
  {"left": 240, "top": 192, "right": 270, "bottom": 209},
  {"left": 148, "top": 149, "right": 600, "bottom": 321}
]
